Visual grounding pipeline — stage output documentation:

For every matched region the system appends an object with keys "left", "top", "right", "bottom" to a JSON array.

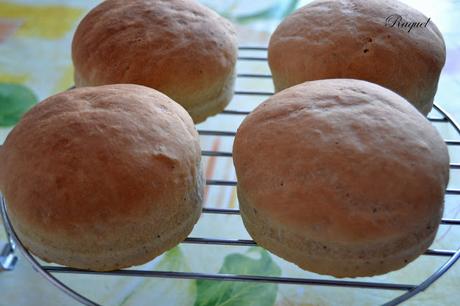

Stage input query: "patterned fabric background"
[{"left": 0, "top": 1, "right": 459, "bottom": 305}]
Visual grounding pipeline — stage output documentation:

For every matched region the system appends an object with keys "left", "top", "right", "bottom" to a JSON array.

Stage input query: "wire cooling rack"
[{"left": 1, "top": 46, "right": 460, "bottom": 306}]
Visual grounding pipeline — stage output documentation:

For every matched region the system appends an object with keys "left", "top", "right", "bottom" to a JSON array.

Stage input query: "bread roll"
[
  {"left": 268, "top": 0, "right": 446, "bottom": 115},
  {"left": 233, "top": 79, "right": 449, "bottom": 277},
  {"left": 72, "top": 0, "right": 238, "bottom": 123},
  {"left": 0, "top": 84, "right": 203, "bottom": 271}
]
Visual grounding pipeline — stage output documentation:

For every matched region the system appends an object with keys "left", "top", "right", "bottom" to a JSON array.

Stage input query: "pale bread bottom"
[
  {"left": 14, "top": 203, "right": 201, "bottom": 271},
  {"left": 187, "top": 74, "right": 235, "bottom": 124},
  {"left": 239, "top": 191, "right": 438, "bottom": 278},
  {"left": 75, "top": 71, "right": 235, "bottom": 124}
]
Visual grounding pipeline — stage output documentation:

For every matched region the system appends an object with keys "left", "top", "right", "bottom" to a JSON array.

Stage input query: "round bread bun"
[
  {"left": 71, "top": 0, "right": 238, "bottom": 123},
  {"left": 0, "top": 84, "right": 204, "bottom": 271},
  {"left": 233, "top": 79, "right": 449, "bottom": 278},
  {"left": 268, "top": 0, "right": 446, "bottom": 116}
]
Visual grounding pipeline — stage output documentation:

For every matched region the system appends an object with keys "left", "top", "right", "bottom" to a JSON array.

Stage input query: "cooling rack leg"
[
  {"left": 0, "top": 196, "right": 18, "bottom": 271},
  {"left": 0, "top": 241, "right": 17, "bottom": 271}
]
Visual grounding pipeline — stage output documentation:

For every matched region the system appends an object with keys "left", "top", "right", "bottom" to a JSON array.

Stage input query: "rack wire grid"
[{"left": 1, "top": 46, "right": 460, "bottom": 306}]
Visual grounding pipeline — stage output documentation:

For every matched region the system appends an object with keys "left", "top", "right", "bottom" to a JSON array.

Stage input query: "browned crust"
[
  {"left": 72, "top": 0, "right": 238, "bottom": 123},
  {"left": 268, "top": 0, "right": 446, "bottom": 115},
  {"left": 233, "top": 79, "right": 449, "bottom": 277},
  {"left": 0, "top": 84, "right": 204, "bottom": 271}
]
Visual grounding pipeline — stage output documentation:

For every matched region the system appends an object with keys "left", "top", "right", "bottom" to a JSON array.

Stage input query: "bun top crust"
[
  {"left": 72, "top": 0, "right": 237, "bottom": 110},
  {"left": 268, "top": 0, "right": 446, "bottom": 115},
  {"left": 233, "top": 79, "right": 449, "bottom": 244},
  {"left": 0, "top": 84, "right": 201, "bottom": 242}
]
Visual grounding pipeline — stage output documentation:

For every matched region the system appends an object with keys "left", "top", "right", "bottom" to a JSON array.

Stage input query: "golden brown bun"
[
  {"left": 72, "top": 0, "right": 238, "bottom": 123},
  {"left": 0, "top": 84, "right": 203, "bottom": 271},
  {"left": 268, "top": 0, "right": 446, "bottom": 115},
  {"left": 233, "top": 79, "right": 449, "bottom": 278}
]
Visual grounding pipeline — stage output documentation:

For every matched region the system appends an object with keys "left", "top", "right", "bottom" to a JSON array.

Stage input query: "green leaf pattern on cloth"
[
  {"left": 194, "top": 247, "right": 281, "bottom": 306},
  {"left": 0, "top": 83, "right": 37, "bottom": 126}
]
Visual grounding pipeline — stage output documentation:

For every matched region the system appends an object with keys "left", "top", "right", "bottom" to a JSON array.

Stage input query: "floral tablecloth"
[{"left": 0, "top": 1, "right": 459, "bottom": 305}]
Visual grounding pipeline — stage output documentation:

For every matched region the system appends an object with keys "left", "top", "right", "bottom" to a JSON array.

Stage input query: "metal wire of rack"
[{"left": 1, "top": 46, "right": 459, "bottom": 306}]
